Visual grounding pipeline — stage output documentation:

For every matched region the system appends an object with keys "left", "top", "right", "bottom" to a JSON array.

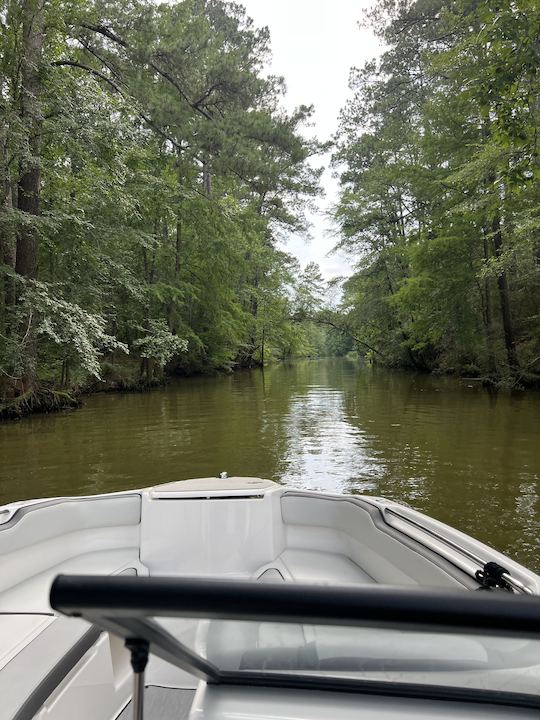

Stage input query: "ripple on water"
[
  {"left": 0, "top": 359, "right": 539, "bottom": 571},
  {"left": 278, "top": 388, "right": 387, "bottom": 493}
]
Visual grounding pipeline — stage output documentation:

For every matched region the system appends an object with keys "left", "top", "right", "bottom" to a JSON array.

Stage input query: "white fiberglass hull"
[{"left": 1, "top": 477, "right": 539, "bottom": 720}]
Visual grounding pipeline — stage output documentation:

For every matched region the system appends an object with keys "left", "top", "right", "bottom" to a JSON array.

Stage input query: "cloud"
[{"left": 240, "top": 0, "right": 381, "bottom": 282}]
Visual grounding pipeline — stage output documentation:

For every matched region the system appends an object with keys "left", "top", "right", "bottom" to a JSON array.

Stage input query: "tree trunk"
[
  {"left": 175, "top": 219, "right": 182, "bottom": 276},
  {"left": 0, "top": 137, "right": 16, "bottom": 311},
  {"left": 481, "top": 228, "right": 497, "bottom": 375},
  {"left": 202, "top": 160, "right": 212, "bottom": 196},
  {"left": 249, "top": 267, "right": 260, "bottom": 363},
  {"left": 139, "top": 357, "right": 152, "bottom": 383},
  {"left": 480, "top": 114, "right": 519, "bottom": 373},
  {"left": 16, "top": 0, "right": 43, "bottom": 281},
  {"left": 13, "top": 0, "right": 44, "bottom": 392},
  {"left": 166, "top": 217, "right": 182, "bottom": 333},
  {"left": 16, "top": 171, "right": 40, "bottom": 279},
  {"left": 60, "top": 358, "right": 71, "bottom": 388},
  {"left": 491, "top": 214, "right": 519, "bottom": 370}
]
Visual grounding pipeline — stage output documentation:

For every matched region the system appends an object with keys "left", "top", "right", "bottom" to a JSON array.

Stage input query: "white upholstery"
[
  {"left": 0, "top": 494, "right": 143, "bottom": 719},
  {"left": 0, "top": 496, "right": 140, "bottom": 554},
  {"left": 279, "top": 548, "right": 374, "bottom": 584},
  {"left": 0, "top": 614, "right": 54, "bottom": 671},
  {"left": 281, "top": 495, "right": 466, "bottom": 588},
  {"left": 0, "top": 495, "right": 143, "bottom": 612},
  {"left": 0, "top": 548, "right": 139, "bottom": 612},
  {"left": 0, "top": 615, "right": 91, "bottom": 719}
]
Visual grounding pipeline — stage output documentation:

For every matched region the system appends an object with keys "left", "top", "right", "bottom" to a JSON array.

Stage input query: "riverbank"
[
  {"left": 0, "top": 356, "right": 263, "bottom": 421},
  {"left": 0, "top": 386, "right": 82, "bottom": 421},
  {"left": 0, "top": 369, "right": 170, "bottom": 421},
  {"left": 2, "top": 353, "right": 539, "bottom": 422}
]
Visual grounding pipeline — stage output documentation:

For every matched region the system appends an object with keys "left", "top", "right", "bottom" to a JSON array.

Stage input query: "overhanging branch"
[
  {"left": 315, "top": 317, "right": 385, "bottom": 358},
  {"left": 51, "top": 60, "right": 123, "bottom": 94},
  {"left": 50, "top": 60, "right": 184, "bottom": 152},
  {"left": 79, "top": 22, "right": 214, "bottom": 121}
]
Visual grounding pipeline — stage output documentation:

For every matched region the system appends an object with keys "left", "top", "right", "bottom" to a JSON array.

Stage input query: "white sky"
[{"left": 240, "top": 0, "right": 382, "bottom": 280}]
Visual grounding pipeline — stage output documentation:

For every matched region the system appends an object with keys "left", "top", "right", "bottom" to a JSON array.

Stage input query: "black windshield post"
[{"left": 125, "top": 638, "right": 149, "bottom": 720}]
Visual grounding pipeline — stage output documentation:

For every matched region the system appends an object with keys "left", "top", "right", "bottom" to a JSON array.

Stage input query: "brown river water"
[{"left": 1, "top": 358, "right": 539, "bottom": 570}]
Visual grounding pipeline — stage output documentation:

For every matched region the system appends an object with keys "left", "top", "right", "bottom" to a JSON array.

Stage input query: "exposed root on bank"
[
  {"left": 88, "top": 376, "right": 166, "bottom": 394},
  {"left": 0, "top": 387, "right": 81, "bottom": 420}
]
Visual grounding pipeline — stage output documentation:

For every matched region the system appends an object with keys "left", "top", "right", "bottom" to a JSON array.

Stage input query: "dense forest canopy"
[
  {"left": 1, "top": 0, "right": 539, "bottom": 419},
  {"left": 0, "top": 0, "right": 332, "bottom": 416},
  {"left": 333, "top": 0, "right": 540, "bottom": 384}
]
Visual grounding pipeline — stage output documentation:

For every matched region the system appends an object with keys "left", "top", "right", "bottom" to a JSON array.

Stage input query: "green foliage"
[
  {"left": 28, "top": 280, "right": 128, "bottom": 380},
  {"left": 133, "top": 319, "right": 187, "bottom": 368},
  {"left": 0, "top": 0, "right": 327, "bottom": 405},
  {"left": 333, "top": 0, "right": 540, "bottom": 381}
]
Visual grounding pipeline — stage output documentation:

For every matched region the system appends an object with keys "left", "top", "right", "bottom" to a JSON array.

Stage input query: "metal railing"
[{"left": 384, "top": 507, "right": 535, "bottom": 594}]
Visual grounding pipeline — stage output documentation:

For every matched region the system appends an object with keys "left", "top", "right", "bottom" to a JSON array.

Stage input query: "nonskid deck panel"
[{"left": 116, "top": 687, "right": 196, "bottom": 720}]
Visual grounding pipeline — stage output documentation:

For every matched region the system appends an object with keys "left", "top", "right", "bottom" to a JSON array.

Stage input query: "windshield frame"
[{"left": 50, "top": 575, "right": 540, "bottom": 710}]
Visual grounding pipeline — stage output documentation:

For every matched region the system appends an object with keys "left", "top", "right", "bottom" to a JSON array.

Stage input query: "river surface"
[{"left": 1, "top": 358, "right": 539, "bottom": 569}]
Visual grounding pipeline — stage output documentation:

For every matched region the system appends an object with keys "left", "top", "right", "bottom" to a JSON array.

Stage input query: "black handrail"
[
  {"left": 51, "top": 574, "right": 540, "bottom": 636},
  {"left": 49, "top": 575, "right": 540, "bottom": 711}
]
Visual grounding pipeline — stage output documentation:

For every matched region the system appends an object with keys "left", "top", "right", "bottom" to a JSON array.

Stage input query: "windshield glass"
[{"left": 158, "top": 616, "right": 540, "bottom": 700}]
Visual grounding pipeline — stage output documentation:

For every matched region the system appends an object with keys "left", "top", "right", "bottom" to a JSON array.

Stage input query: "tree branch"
[
  {"left": 80, "top": 22, "right": 128, "bottom": 48},
  {"left": 315, "top": 316, "right": 386, "bottom": 358},
  {"left": 148, "top": 55, "right": 213, "bottom": 120},
  {"left": 77, "top": 37, "right": 123, "bottom": 82},
  {"left": 193, "top": 82, "right": 220, "bottom": 109},
  {"left": 79, "top": 23, "right": 214, "bottom": 121},
  {"left": 51, "top": 59, "right": 185, "bottom": 152},
  {"left": 50, "top": 60, "right": 123, "bottom": 94}
]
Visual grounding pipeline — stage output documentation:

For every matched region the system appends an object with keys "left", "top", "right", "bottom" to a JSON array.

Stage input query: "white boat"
[{"left": 1, "top": 476, "right": 540, "bottom": 720}]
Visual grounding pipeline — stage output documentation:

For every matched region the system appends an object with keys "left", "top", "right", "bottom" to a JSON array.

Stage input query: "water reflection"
[
  {"left": 0, "top": 358, "right": 539, "bottom": 570},
  {"left": 279, "top": 386, "right": 382, "bottom": 493}
]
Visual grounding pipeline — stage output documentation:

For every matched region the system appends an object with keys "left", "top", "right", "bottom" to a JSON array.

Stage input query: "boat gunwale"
[{"left": 0, "top": 490, "right": 143, "bottom": 531}]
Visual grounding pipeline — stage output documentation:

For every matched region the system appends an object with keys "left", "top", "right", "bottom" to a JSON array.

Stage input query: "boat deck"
[
  {"left": 117, "top": 687, "right": 195, "bottom": 720},
  {"left": 2, "top": 479, "right": 540, "bottom": 720}
]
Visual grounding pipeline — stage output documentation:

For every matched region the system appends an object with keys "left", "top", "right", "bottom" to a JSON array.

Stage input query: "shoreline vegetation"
[
  {"left": 0, "top": 0, "right": 334, "bottom": 420},
  {"left": 2, "top": 0, "right": 540, "bottom": 421},
  {"left": 331, "top": 0, "right": 540, "bottom": 387},
  {"left": 2, "top": 352, "right": 539, "bottom": 423},
  {"left": 0, "top": 354, "right": 320, "bottom": 421}
]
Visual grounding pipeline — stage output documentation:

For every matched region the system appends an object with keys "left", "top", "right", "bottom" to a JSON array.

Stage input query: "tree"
[
  {"left": 333, "top": 0, "right": 540, "bottom": 383},
  {"left": 0, "top": 0, "right": 323, "bottom": 413}
]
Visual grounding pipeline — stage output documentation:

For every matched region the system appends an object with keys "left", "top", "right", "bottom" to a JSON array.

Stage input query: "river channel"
[{"left": 1, "top": 358, "right": 539, "bottom": 570}]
